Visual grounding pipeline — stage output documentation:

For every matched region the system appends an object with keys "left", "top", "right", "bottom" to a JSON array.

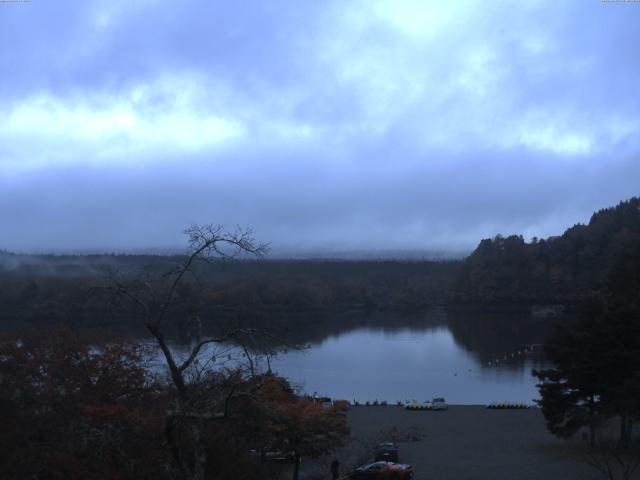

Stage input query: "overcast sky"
[{"left": 1, "top": 0, "right": 639, "bottom": 255}]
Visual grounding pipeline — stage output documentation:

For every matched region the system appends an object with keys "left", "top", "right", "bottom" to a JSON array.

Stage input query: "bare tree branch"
[{"left": 102, "top": 224, "right": 269, "bottom": 480}]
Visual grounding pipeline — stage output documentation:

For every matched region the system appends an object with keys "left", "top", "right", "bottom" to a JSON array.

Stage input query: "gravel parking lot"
[{"left": 338, "top": 405, "right": 608, "bottom": 480}]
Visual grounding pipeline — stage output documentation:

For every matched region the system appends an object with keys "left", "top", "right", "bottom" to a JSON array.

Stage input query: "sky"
[{"left": 1, "top": 0, "right": 639, "bottom": 256}]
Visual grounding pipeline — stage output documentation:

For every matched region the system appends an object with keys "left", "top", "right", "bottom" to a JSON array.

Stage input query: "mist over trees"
[
  {"left": 1, "top": 196, "right": 640, "bottom": 478},
  {"left": 0, "top": 225, "right": 350, "bottom": 480},
  {"left": 1, "top": 197, "right": 640, "bottom": 336}
]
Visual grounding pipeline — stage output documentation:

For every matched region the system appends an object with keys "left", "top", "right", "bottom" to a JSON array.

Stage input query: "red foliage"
[
  {"left": 0, "top": 326, "right": 168, "bottom": 480},
  {"left": 0, "top": 329, "right": 349, "bottom": 480},
  {"left": 253, "top": 374, "right": 350, "bottom": 457}
]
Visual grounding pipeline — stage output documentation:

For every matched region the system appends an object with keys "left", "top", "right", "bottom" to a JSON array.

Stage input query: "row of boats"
[
  {"left": 403, "top": 400, "right": 532, "bottom": 410},
  {"left": 326, "top": 397, "right": 533, "bottom": 409},
  {"left": 486, "top": 402, "right": 531, "bottom": 409}
]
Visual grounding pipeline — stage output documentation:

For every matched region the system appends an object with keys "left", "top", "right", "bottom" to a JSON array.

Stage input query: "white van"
[{"left": 432, "top": 397, "right": 447, "bottom": 410}]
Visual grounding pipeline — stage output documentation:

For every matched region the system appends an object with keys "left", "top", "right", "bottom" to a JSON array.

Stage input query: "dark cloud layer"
[{"left": 1, "top": 1, "right": 639, "bottom": 255}]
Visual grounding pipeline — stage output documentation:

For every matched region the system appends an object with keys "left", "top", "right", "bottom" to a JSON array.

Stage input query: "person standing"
[{"left": 331, "top": 459, "right": 340, "bottom": 479}]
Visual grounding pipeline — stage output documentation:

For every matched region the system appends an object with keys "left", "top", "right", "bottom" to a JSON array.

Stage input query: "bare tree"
[{"left": 108, "top": 224, "right": 268, "bottom": 480}]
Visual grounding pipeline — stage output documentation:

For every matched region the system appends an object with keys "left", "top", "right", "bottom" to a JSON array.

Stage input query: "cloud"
[
  {"left": 1, "top": 0, "right": 639, "bottom": 253},
  {"left": 1, "top": 75, "right": 245, "bottom": 169}
]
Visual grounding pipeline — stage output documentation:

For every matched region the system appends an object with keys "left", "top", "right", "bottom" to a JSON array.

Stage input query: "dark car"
[
  {"left": 348, "top": 461, "right": 413, "bottom": 479},
  {"left": 248, "top": 449, "right": 295, "bottom": 464},
  {"left": 374, "top": 442, "right": 399, "bottom": 462}
]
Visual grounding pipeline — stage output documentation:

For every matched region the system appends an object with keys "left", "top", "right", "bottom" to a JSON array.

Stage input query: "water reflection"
[
  {"left": 267, "top": 308, "right": 551, "bottom": 405},
  {"left": 153, "top": 307, "right": 554, "bottom": 405}
]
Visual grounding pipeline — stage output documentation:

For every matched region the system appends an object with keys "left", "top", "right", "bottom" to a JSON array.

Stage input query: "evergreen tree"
[
  {"left": 534, "top": 244, "right": 640, "bottom": 445},
  {"left": 533, "top": 298, "right": 606, "bottom": 446}
]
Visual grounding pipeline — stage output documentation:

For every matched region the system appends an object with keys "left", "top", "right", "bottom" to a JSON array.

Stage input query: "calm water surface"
[
  {"left": 165, "top": 309, "right": 551, "bottom": 405},
  {"left": 269, "top": 317, "right": 548, "bottom": 405}
]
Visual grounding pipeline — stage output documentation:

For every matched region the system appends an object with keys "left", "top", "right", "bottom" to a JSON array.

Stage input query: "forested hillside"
[
  {"left": 0, "top": 253, "right": 459, "bottom": 330},
  {"left": 2, "top": 197, "right": 639, "bottom": 329},
  {"left": 454, "top": 197, "right": 640, "bottom": 304}
]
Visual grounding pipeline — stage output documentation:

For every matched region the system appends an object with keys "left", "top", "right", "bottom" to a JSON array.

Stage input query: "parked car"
[
  {"left": 248, "top": 449, "right": 295, "bottom": 464},
  {"left": 373, "top": 442, "right": 399, "bottom": 462},
  {"left": 432, "top": 397, "right": 447, "bottom": 410},
  {"left": 348, "top": 461, "right": 413, "bottom": 479}
]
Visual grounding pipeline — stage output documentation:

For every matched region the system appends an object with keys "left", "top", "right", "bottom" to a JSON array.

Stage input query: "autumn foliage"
[
  {"left": 0, "top": 327, "right": 349, "bottom": 480},
  {"left": 0, "top": 326, "right": 166, "bottom": 480}
]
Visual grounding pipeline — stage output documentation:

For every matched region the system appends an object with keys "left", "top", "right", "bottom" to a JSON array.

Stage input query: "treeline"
[
  {"left": 2, "top": 196, "right": 640, "bottom": 330},
  {"left": 1, "top": 227, "right": 356, "bottom": 480},
  {"left": 0, "top": 256, "right": 460, "bottom": 331},
  {"left": 533, "top": 242, "right": 640, "bottom": 457},
  {"left": 203, "top": 260, "right": 457, "bottom": 312},
  {"left": 454, "top": 197, "right": 640, "bottom": 304}
]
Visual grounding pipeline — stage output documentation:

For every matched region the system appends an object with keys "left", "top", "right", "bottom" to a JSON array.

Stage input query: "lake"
[
  {"left": 163, "top": 308, "right": 552, "bottom": 405},
  {"left": 271, "top": 324, "right": 546, "bottom": 405}
]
